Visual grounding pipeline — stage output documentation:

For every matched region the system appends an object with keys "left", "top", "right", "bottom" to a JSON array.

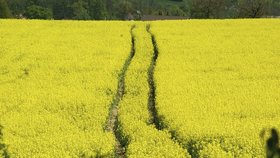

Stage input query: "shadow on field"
[
  {"left": 261, "top": 128, "right": 280, "bottom": 158},
  {"left": 0, "top": 125, "right": 9, "bottom": 158}
]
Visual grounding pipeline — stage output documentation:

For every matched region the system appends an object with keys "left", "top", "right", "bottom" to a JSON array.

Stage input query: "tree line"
[{"left": 0, "top": 0, "right": 280, "bottom": 20}]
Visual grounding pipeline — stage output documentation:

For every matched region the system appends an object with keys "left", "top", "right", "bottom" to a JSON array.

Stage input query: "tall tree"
[
  {"left": 106, "top": 0, "right": 112, "bottom": 12},
  {"left": 0, "top": 0, "right": 11, "bottom": 18},
  {"left": 7, "top": 0, "right": 27, "bottom": 16},
  {"left": 88, "top": 0, "right": 107, "bottom": 20},
  {"left": 24, "top": 5, "right": 52, "bottom": 19},
  {"left": 116, "top": 0, "right": 133, "bottom": 19},
  {"left": 71, "top": 0, "right": 90, "bottom": 20},
  {"left": 53, "top": 0, "right": 74, "bottom": 19},
  {"left": 237, "top": 0, "right": 270, "bottom": 18},
  {"left": 224, "top": 0, "right": 239, "bottom": 18},
  {"left": 268, "top": 0, "right": 280, "bottom": 16},
  {"left": 190, "top": 0, "right": 225, "bottom": 18}
]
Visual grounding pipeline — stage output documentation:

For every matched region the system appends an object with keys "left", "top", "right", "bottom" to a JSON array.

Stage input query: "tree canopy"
[
  {"left": 0, "top": 0, "right": 11, "bottom": 18},
  {"left": 1, "top": 0, "right": 280, "bottom": 20}
]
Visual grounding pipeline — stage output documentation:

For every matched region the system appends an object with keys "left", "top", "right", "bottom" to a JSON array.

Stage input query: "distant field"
[{"left": 0, "top": 19, "right": 279, "bottom": 158}]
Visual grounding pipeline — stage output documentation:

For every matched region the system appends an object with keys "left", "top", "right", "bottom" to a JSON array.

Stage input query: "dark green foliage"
[
  {"left": 7, "top": 0, "right": 27, "bottom": 16},
  {"left": 115, "top": 0, "right": 133, "bottom": 19},
  {"left": 269, "top": 0, "right": 280, "bottom": 16},
  {"left": 0, "top": 0, "right": 11, "bottom": 18},
  {"left": 189, "top": 0, "right": 225, "bottom": 18},
  {"left": 237, "top": 0, "right": 271, "bottom": 18},
  {"left": 52, "top": 0, "right": 73, "bottom": 20},
  {"left": 4, "top": 0, "right": 280, "bottom": 20},
  {"left": 88, "top": 0, "right": 107, "bottom": 20},
  {"left": 71, "top": 0, "right": 90, "bottom": 20},
  {"left": 24, "top": 5, "right": 52, "bottom": 19}
]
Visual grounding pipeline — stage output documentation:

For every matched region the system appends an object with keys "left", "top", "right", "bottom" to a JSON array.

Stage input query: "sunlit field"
[
  {"left": 0, "top": 20, "right": 132, "bottom": 157},
  {"left": 152, "top": 19, "right": 280, "bottom": 157},
  {"left": 0, "top": 19, "right": 279, "bottom": 157}
]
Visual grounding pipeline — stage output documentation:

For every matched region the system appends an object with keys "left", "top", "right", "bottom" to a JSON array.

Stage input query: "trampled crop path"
[
  {"left": 105, "top": 25, "right": 136, "bottom": 158},
  {"left": 146, "top": 24, "right": 161, "bottom": 130},
  {"left": 146, "top": 24, "right": 188, "bottom": 155},
  {"left": 106, "top": 24, "right": 186, "bottom": 157}
]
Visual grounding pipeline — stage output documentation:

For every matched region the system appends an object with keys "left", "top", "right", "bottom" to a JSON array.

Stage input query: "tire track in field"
[
  {"left": 146, "top": 24, "right": 162, "bottom": 130},
  {"left": 0, "top": 125, "right": 9, "bottom": 158},
  {"left": 146, "top": 24, "right": 188, "bottom": 154},
  {"left": 105, "top": 25, "right": 136, "bottom": 158}
]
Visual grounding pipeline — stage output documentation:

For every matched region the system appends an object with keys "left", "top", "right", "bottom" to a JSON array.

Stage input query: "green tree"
[
  {"left": 189, "top": 0, "right": 226, "bottom": 18},
  {"left": 24, "top": 5, "right": 52, "bottom": 19},
  {"left": 7, "top": 0, "right": 27, "bottom": 16},
  {"left": 169, "top": 5, "right": 186, "bottom": 16},
  {"left": 116, "top": 0, "right": 133, "bottom": 19},
  {"left": 71, "top": 0, "right": 90, "bottom": 20},
  {"left": 52, "top": 0, "right": 74, "bottom": 20},
  {"left": 0, "top": 0, "right": 11, "bottom": 18},
  {"left": 237, "top": 0, "right": 270, "bottom": 18},
  {"left": 269, "top": 0, "right": 280, "bottom": 16},
  {"left": 88, "top": 0, "right": 107, "bottom": 20}
]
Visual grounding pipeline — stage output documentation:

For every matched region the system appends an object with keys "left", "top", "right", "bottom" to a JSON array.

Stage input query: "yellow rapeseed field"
[
  {"left": 118, "top": 23, "right": 189, "bottom": 158},
  {"left": 0, "top": 20, "right": 132, "bottom": 157},
  {"left": 0, "top": 19, "right": 279, "bottom": 158},
  {"left": 151, "top": 19, "right": 280, "bottom": 157}
]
